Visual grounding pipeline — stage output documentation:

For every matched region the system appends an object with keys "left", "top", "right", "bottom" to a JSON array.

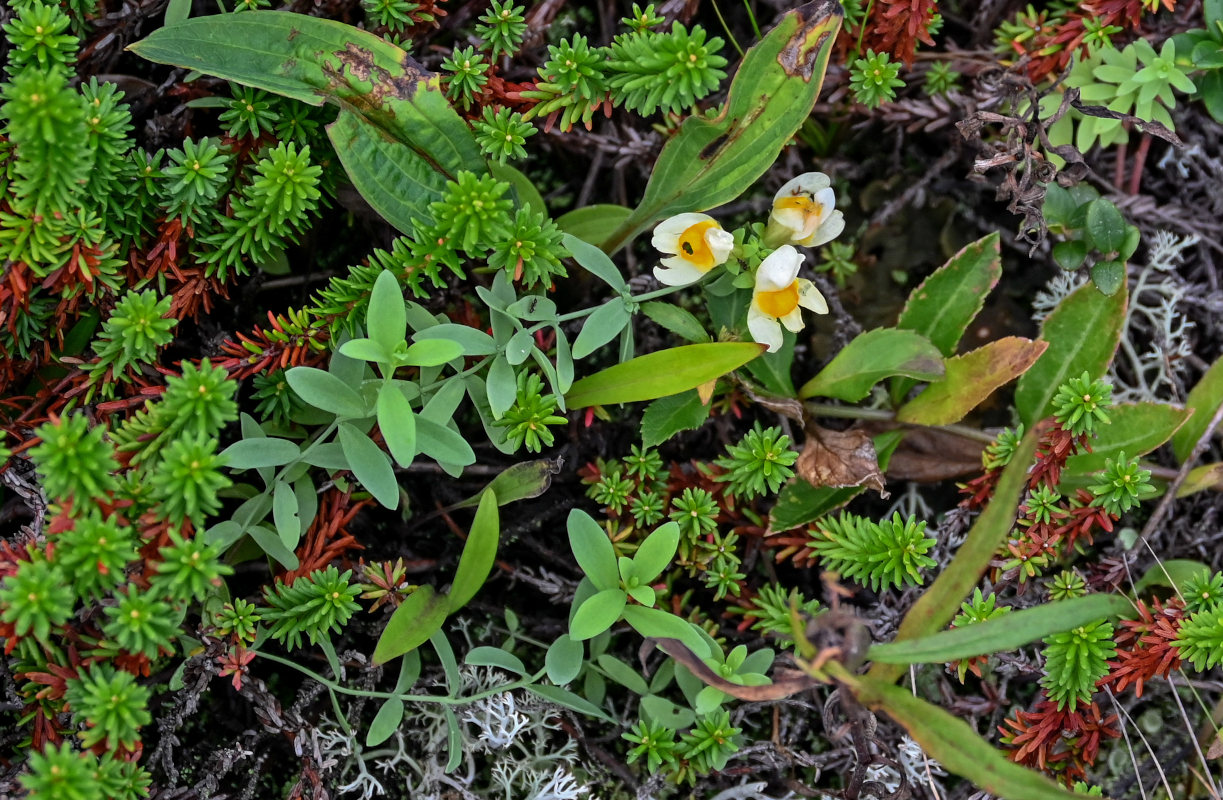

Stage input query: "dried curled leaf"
[{"left": 796, "top": 423, "right": 888, "bottom": 497}]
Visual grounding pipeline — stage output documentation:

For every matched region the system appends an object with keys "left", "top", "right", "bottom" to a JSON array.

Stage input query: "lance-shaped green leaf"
[
  {"left": 799, "top": 328, "right": 943, "bottom": 401},
  {"left": 1173, "top": 355, "right": 1223, "bottom": 462},
  {"left": 453, "top": 459, "right": 558, "bottom": 509},
  {"left": 868, "top": 427, "right": 1039, "bottom": 685},
  {"left": 129, "top": 11, "right": 485, "bottom": 233},
  {"left": 572, "top": 301, "right": 632, "bottom": 359},
  {"left": 897, "top": 337, "right": 1047, "bottom": 426},
  {"left": 447, "top": 490, "right": 500, "bottom": 611},
  {"left": 896, "top": 233, "right": 1002, "bottom": 356},
  {"left": 1063, "top": 402, "right": 1192, "bottom": 475},
  {"left": 867, "top": 594, "right": 1131, "bottom": 664},
  {"left": 1015, "top": 280, "right": 1127, "bottom": 426},
  {"left": 603, "top": 1, "right": 843, "bottom": 252},
  {"left": 831, "top": 665, "right": 1089, "bottom": 800},
  {"left": 376, "top": 384, "right": 417, "bottom": 469},
  {"left": 892, "top": 233, "right": 1001, "bottom": 400},
  {"left": 565, "top": 342, "right": 765, "bottom": 408},
  {"left": 338, "top": 423, "right": 399, "bottom": 509}
]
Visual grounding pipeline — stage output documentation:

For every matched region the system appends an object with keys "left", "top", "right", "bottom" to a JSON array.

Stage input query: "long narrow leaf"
[
  {"left": 868, "top": 427, "right": 1039, "bottom": 685},
  {"left": 867, "top": 594, "right": 1132, "bottom": 664}
]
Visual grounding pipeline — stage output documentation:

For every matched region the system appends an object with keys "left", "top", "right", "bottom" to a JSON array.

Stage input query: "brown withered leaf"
[
  {"left": 652, "top": 638, "right": 818, "bottom": 701},
  {"left": 797, "top": 422, "right": 888, "bottom": 497},
  {"left": 875, "top": 425, "right": 985, "bottom": 483}
]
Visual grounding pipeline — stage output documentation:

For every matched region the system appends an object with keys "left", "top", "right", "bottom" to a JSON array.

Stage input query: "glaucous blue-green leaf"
[
  {"left": 562, "top": 233, "right": 626, "bottom": 292},
  {"left": 403, "top": 339, "right": 464, "bottom": 367},
  {"left": 272, "top": 479, "right": 301, "bottom": 550},
  {"left": 246, "top": 523, "right": 299, "bottom": 570},
  {"left": 597, "top": 655, "right": 650, "bottom": 695},
  {"left": 221, "top": 437, "right": 302, "bottom": 470},
  {"left": 465, "top": 645, "right": 525, "bottom": 675},
  {"left": 337, "top": 337, "right": 390, "bottom": 365},
  {"left": 367, "top": 270, "right": 407, "bottom": 354},
  {"left": 572, "top": 301, "right": 632, "bottom": 360},
  {"left": 373, "top": 585, "right": 448, "bottom": 664},
  {"left": 413, "top": 323, "right": 496, "bottom": 355},
  {"left": 622, "top": 606, "right": 711, "bottom": 659},
  {"left": 286, "top": 367, "right": 367, "bottom": 418},
  {"left": 338, "top": 422, "right": 399, "bottom": 509},
  {"left": 526, "top": 684, "right": 614, "bottom": 722},
  {"left": 376, "top": 384, "right": 417, "bottom": 469},
  {"left": 505, "top": 329, "right": 535, "bottom": 366},
  {"left": 415, "top": 416, "right": 476, "bottom": 466},
  {"left": 366, "top": 698, "right": 405, "bottom": 747}
]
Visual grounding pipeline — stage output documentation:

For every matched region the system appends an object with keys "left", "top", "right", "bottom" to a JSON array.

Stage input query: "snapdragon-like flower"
[
  {"left": 652, "top": 212, "right": 735, "bottom": 285},
  {"left": 747, "top": 245, "right": 827, "bottom": 352},
  {"left": 767, "top": 172, "right": 844, "bottom": 247}
]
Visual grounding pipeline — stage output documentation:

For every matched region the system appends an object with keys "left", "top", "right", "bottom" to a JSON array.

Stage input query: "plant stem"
[
  {"left": 253, "top": 647, "right": 548, "bottom": 706},
  {"left": 804, "top": 402, "right": 999, "bottom": 445}
]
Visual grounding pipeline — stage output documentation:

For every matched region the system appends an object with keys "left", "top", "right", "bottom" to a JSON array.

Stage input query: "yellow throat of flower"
[
  {"left": 756, "top": 283, "right": 799, "bottom": 318},
  {"left": 775, "top": 194, "right": 823, "bottom": 219},
  {"left": 677, "top": 220, "right": 721, "bottom": 270}
]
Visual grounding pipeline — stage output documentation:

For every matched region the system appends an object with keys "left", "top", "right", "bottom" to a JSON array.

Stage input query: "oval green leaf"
[
  {"left": 545, "top": 635, "right": 585, "bottom": 685},
  {"left": 567, "top": 509, "right": 620, "bottom": 591},
  {"left": 570, "top": 589, "right": 628, "bottom": 640},
  {"left": 1014, "top": 280, "right": 1127, "bottom": 427},
  {"left": 366, "top": 697, "right": 405, "bottom": 746},
  {"left": 372, "top": 585, "right": 448, "bottom": 664},
  {"left": 799, "top": 328, "right": 944, "bottom": 401}
]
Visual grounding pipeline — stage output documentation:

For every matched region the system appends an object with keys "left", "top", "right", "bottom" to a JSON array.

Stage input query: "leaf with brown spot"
[
  {"left": 603, "top": 1, "right": 842, "bottom": 252},
  {"left": 129, "top": 12, "right": 485, "bottom": 234},
  {"left": 796, "top": 423, "right": 888, "bottom": 496}
]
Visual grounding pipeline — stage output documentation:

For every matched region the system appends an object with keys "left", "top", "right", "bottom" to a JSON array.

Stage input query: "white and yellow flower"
[
  {"left": 747, "top": 245, "right": 828, "bottom": 352},
  {"left": 767, "top": 172, "right": 845, "bottom": 247},
  {"left": 651, "top": 212, "right": 735, "bottom": 286}
]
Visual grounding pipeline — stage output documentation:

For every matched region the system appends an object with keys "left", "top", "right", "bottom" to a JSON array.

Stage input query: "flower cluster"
[{"left": 649, "top": 173, "right": 844, "bottom": 352}]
